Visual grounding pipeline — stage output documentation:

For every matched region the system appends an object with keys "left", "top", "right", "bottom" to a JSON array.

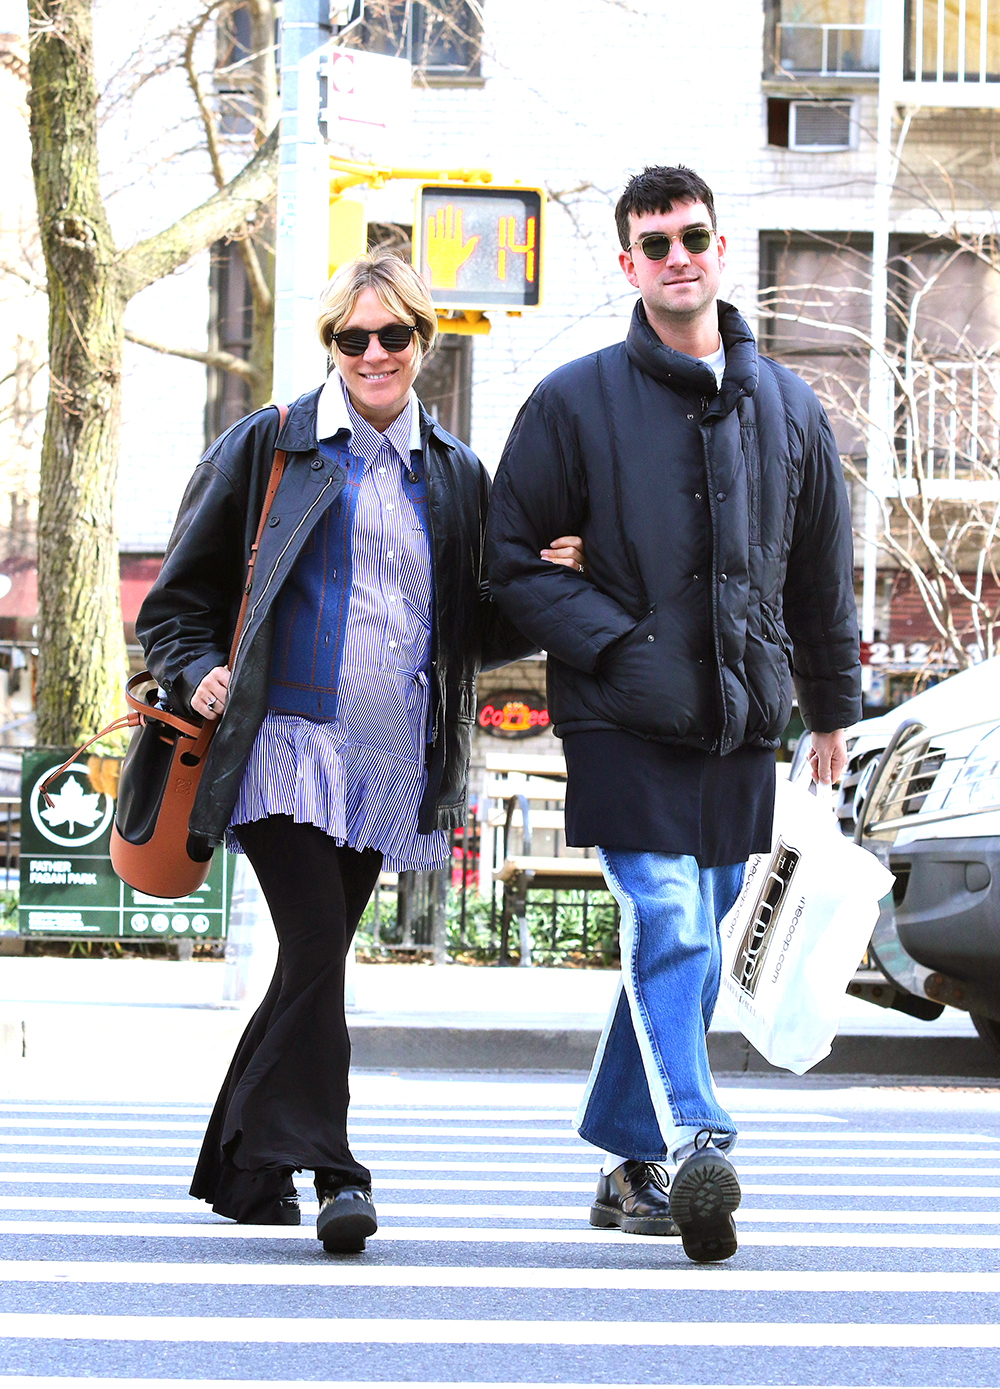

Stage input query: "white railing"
[
  {"left": 777, "top": 22, "right": 880, "bottom": 77},
  {"left": 903, "top": 359, "right": 1000, "bottom": 481},
  {"left": 905, "top": 0, "right": 1000, "bottom": 88}
]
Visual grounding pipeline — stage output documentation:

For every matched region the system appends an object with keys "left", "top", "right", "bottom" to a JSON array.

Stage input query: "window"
[
  {"left": 359, "top": 0, "right": 482, "bottom": 80},
  {"left": 760, "top": 232, "right": 873, "bottom": 454},
  {"left": 761, "top": 231, "right": 1000, "bottom": 477},
  {"left": 206, "top": 240, "right": 253, "bottom": 444},
  {"left": 418, "top": 336, "right": 473, "bottom": 443},
  {"left": 215, "top": 3, "right": 255, "bottom": 136},
  {"left": 767, "top": 0, "right": 880, "bottom": 78}
]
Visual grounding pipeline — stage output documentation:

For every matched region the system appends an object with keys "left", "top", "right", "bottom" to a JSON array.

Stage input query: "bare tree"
[{"left": 27, "top": 0, "right": 278, "bottom": 746}]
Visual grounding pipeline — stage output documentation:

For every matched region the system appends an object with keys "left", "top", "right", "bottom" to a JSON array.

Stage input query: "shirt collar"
[{"left": 315, "top": 369, "right": 421, "bottom": 453}]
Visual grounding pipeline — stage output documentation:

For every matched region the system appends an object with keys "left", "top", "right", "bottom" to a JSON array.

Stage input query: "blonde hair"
[{"left": 317, "top": 249, "right": 438, "bottom": 369}]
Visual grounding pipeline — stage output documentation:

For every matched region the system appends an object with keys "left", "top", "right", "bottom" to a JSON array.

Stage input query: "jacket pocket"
[{"left": 760, "top": 603, "right": 793, "bottom": 664}]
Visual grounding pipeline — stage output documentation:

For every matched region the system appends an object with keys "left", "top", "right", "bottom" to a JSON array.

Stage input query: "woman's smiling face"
[{"left": 335, "top": 286, "right": 421, "bottom": 431}]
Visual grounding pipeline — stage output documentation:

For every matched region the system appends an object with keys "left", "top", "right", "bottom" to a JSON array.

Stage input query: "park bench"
[{"left": 483, "top": 751, "right": 610, "bottom": 966}]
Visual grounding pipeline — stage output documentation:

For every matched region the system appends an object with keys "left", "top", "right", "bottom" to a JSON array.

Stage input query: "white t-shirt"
[{"left": 699, "top": 338, "right": 726, "bottom": 388}]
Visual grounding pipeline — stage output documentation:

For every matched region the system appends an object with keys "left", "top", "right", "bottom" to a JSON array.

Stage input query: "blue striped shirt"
[{"left": 227, "top": 374, "right": 449, "bottom": 871}]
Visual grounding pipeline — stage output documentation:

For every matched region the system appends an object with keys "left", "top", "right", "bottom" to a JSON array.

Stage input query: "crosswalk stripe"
[
  {"left": 0, "top": 1381, "right": 954, "bottom": 1389},
  {"left": 1, "top": 1262, "right": 998, "bottom": 1292},
  {"left": 1, "top": 1173, "right": 997, "bottom": 1198},
  {"left": 0, "top": 1221, "right": 997, "bottom": 1248},
  {"left": 0, "top": 1105, "right": 847, "bottom": 1124},
  {"left": 1, "top": 1155, "right": 998, "bottom": 1177},
  {"left": 0, "top": 1119, "right": 989, "bottom": 1142},
  {"left": 0, "top": 1313, "right": 997, "bottom": 1346},
  {"left": 0, "top": 1138, "right": 201, "bottom": 1149},
  {"left": 3, "top": 1136, "right": 999, "bottom": 1159},
  {"left": 0, "top": 1106, "right": 211, "bottom": 1117},
  {"left": 0, "top": 1197, "right": 996, "bottom": 1222}
]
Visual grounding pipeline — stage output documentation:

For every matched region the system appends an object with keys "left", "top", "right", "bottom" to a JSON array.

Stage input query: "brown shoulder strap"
[{"left": 227, "top": 403, "right": 289, "bottom": 668}]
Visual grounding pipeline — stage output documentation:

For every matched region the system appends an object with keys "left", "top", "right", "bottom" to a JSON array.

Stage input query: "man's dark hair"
[{"left": 615, "top": 166, "right": 717, "bottom": 250}]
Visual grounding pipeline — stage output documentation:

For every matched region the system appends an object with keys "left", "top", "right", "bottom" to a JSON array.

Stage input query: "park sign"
[
  {"left": 413, "top": 185, "right": 544, "bottom": 311},
  {"left": 19, "top": 749, "right": 233, "bottom": 941}
]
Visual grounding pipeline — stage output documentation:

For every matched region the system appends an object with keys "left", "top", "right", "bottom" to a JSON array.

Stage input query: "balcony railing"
[
  {"left": 903, "top": 360, "right": 1000, "bottom": 486},
  {"left": 904, "top": 0, "right": 1000, "bottom": 86},
  {"left": 777, "top": 22, "right": 880, "bottom": 78}
]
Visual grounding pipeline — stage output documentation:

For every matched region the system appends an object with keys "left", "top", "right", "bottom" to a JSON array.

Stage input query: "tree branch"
[
  {"left": 124, "top": 327, "right": 262, "bottom": 384},
  {"left": 118, "top": 121, "right": 278, "bottom": 300}
]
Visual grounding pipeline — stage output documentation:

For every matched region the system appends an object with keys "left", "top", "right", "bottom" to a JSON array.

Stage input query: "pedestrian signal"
[{"left": 413, "top": 185, "right": 544, "bottom": 311}]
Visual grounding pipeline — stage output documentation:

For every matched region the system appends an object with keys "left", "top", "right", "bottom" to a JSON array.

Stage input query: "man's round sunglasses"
[
  {"left": 332, "top": 324, "right": 416, "bottom": 356},
  {"left": 631, "top": 228, "right": 714, "bottom": 261}
]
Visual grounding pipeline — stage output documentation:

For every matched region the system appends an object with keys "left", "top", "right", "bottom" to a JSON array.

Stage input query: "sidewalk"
[{"left": 0, "top": 954, "right": 995, "bottom": 1096}]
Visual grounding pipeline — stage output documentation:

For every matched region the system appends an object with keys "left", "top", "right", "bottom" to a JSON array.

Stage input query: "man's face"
[{"left": 619, "top": 200, "right": 725, "bottom": 327}]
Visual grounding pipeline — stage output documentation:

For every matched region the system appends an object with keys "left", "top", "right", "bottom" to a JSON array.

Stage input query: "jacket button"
[
  {"left": 268, "top": 516, "right": 280, "bottom": 526},
  {"left": 687, "top": 414, "right": 695, "bottom": 420},
  {"left": 695, "top": 492, "right": 702, "bottom": 501},
  {"left": 407, "top": 471, "right": 419, "bottom": 483},
  {"left": 716, "top": 492, "right": 725, "bottom": 501},
  {"left": 647, "top": 634, "right": 655, "bottom": 642},
  {"left": 720, "top": 573, "right": 728, "bottom": 582},
  {"left": 692, "top": 574, "right": 699, "bottom": 581},
  {"left": 311, "top": 459, "right": 323, "bottom": 471}
]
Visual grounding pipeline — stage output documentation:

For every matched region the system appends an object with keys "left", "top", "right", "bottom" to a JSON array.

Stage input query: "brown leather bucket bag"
[{"left": 42, "top": 406, "right": 289, "bottom": 899}]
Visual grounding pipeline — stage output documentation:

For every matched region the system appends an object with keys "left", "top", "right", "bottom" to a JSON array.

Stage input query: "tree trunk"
[
  {"left": 28, "top": 0, "right": 128, "bottom": 746},
  {"left": 27, "top": 0, "right": 279, "bottom": 746}
]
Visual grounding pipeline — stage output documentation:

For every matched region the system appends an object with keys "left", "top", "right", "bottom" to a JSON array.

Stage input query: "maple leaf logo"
[{"left": 40, "top": 776, "right": 104, "bottom": 834}]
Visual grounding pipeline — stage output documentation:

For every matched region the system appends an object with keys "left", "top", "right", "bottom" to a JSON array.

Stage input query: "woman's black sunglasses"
[
  {"left": 332, "top": 324, "right": 417, "bottom": 356},
  {"left": 631, "top": 228, "right": 714, "bottom": 261}
]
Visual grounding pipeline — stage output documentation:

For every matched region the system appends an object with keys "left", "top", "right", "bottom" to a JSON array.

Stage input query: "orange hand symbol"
[{"left": 425, "top": 205, "right": 479, "bottom": 289}]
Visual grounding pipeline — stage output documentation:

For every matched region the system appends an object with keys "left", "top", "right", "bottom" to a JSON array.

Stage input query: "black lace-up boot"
[
  {"left": 668, "top": 1130, "right": 741, "bottom": 1263},
  {"left": 315, "top": 1171, "right": 378, "bottom": 1253},
  {"left": 589, "top": 1160, "right": 680, "bottom": 1236}
]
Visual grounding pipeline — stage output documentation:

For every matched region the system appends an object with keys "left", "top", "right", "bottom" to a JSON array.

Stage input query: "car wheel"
[{"left": 971, "top": 1013, "right": 1000, "bottom": 1061}]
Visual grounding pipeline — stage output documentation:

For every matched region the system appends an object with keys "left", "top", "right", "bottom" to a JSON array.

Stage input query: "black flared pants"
[{"left": 190, "top": 815, "right": 382, "bottom": 1222}]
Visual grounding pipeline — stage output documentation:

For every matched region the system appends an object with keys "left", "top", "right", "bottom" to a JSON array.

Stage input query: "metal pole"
[
  {"left": 273, "top": 0, "right": 332, "bottom": 403},
  {"left": 863, "top": 0, "right": 903, "bottom": 647}
]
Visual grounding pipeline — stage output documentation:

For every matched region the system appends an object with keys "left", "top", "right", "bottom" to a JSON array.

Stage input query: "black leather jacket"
[
  {"left": 136, "top": 385, "right": 531, "bottom": 844},
  {"left": 486, "top": 301, "right": 861, "bottom": 753}
]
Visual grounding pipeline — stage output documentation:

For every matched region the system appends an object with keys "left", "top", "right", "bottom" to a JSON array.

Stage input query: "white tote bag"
[{"left": 718, "top": 775, "right": 894, "bottom": 1074}]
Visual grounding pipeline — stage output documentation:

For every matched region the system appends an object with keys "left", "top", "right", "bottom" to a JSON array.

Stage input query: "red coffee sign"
[{"left": 478, "top": 691, "right": 549, "bottom": 738}]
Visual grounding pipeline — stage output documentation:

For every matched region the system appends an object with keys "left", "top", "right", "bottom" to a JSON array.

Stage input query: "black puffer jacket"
[
  {"left": 486, "top": 300, "right": 861, "bottom": 753},
  {"left": 137, "top": 385, "right": 531, "bottom": 844}
]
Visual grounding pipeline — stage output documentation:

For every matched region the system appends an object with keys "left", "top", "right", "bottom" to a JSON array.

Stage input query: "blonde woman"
[{"left": 136, "top": 250, "right": 583, "bottom": 1252}]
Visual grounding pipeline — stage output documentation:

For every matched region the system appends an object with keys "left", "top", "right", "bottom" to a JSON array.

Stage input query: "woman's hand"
[
  {"left": 192, "top": 666, "right": 230, "bottom": 721},
  {"left": 541, "top": 535, "right": 586, "bottom": 575}
]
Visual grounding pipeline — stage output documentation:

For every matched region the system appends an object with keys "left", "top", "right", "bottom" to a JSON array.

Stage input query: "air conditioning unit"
[{"left": 789, "top": 100, "right": 854, "bottom": 151}]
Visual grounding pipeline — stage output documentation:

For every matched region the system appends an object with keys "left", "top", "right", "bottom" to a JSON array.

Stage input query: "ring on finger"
[{"left": 206, "top": 695, "right": 217, "bottom": 710}]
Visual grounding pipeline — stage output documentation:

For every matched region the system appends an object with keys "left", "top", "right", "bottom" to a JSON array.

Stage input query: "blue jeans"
[{"left": 575, "top": 849, "right": 745, "bottom": 1162}]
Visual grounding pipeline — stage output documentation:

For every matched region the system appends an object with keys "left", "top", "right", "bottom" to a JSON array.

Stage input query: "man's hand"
[
  {"left": 807, "top": 729, "right": 849, "bottom": 786},
  {"left": 541, "top": 536, "right": 585, "bottom": 573},
  {"left": 425, "top": 207, "right": 479, "bottom": 290},
  {"left": 192, "top": 665, "right": 230, "bottom": 721}
]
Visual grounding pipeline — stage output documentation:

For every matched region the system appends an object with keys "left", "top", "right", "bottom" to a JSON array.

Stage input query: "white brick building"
[{"left": 5, "top": 0, "right": 1000, "bottom": 700}]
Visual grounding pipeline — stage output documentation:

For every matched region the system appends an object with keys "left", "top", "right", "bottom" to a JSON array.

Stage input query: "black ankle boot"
[{"left": 236, "top": 1168, "right": 300, "bottom": 1226}]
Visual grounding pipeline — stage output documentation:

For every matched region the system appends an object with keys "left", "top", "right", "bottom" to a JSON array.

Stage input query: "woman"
[{"left": 136, "top": 250, "right": 583, "bottom": 1252}]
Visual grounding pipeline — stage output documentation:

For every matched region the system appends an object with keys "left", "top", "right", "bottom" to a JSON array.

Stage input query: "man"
[{"left": 486, "top": 166, "right": 860, "bottom": 1264}]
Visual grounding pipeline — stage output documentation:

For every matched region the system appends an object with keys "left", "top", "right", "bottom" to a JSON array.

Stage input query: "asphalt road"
[{"left": 0, "top": 1069, "right": 998, "bottom": 1387}]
